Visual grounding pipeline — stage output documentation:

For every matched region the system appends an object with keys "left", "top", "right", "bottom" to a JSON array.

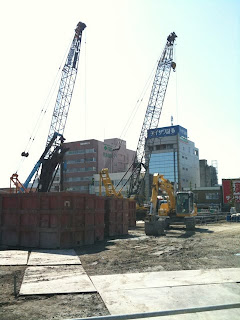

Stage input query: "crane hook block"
[
  {"left": 21, "top": 152, "right": 29, "bottom": 157},
  {"left": 171, "top": 62, "right": 176, "bottom": 71}
]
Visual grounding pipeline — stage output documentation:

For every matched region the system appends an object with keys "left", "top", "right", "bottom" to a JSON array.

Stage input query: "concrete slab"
[
  {"left": 132, "top": 308, "right": 240, "bottom": 320},
  {"left": 20, "top": 265, "right": 96, "bottom": 295},
  {"left": 99, "top": 283, "right": 240, "bottom": 315},
  {"left": 28, "top": 249, "right": 81, "bottom": 265},
  {"left": 90, "top": 268, "right": 240, "bottom": 292},
  {"left": 0, "top": 250, "right": 28, "bottom": 265}
]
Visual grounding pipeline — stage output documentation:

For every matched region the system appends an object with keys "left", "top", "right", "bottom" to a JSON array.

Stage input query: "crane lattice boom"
[
  {"left": 16, "top": 22, "right": 86, "bottom": 192},
  {"left": 46, "top": 21, "right": 86, "bottom": 152},
  {"left": 129, "top": 32, "right": 177, "bottom": 197}
]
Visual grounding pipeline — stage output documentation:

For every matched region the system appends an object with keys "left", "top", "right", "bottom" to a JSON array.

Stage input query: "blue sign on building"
[{"left": 147, "top": 125, "right": 187, "bottom": 139}]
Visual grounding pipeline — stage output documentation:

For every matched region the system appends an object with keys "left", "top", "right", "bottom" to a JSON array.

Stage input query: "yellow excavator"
[{"left": 145, "top": 173, "right": 197, "bottom": 235}]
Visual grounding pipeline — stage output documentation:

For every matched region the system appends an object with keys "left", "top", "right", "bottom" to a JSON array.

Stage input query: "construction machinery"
[
  {"left": 145, "top": 173, "right": 197, "bottom": 235},
  {"left": 127, "top": 32, "right": 177, "bottom": 200},
  {"left": 99, "top": 168, "right": 123, "bottom": 198},
  {"left": 99, "top": 32, "right": 177, "bottom": 213},
  {"left": 10, "top": 22, "right": 86, "bottom": 193}
]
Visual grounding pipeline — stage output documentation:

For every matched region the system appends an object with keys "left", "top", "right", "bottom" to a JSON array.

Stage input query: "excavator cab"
[{"left": 176, "top": 191, "right": 197, "bottom": 216}]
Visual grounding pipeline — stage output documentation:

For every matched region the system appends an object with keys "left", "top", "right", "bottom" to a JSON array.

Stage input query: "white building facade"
[{"left": 145, "top": 125, "right": 200, "bottom": 198}]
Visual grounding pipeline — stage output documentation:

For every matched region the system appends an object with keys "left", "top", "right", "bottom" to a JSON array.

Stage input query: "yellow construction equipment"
[
  {"left": 99, "top": 168, "right": 149, "bottom": 219},
  {"left": 99, "top": 168, "right": 123, "bottom": 198},
  {"left": 145, "top": 173, "right": 197, "bottom": 235}
]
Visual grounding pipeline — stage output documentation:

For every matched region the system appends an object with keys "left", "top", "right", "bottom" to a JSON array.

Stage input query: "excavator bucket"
[{"left": 145, "top": 216, "right": 165, "bottom": 236}]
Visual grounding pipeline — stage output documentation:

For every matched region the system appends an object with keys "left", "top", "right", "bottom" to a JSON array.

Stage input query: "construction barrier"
[
  {"left": 0, "top": 193, "right": 136, "bottom": 248},
  {"left": 226, "top": 214, "right": 240, "bottom": 222},
  {"left": 128, "top": 200, "right": 137, "bottom": 227},
  {"left": 104, "top": 198, "right": 130, "bottom": 237}
]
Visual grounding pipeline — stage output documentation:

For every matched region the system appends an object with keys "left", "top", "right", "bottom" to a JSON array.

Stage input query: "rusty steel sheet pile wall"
[
  {"left": 104, "top": 198, "right": 134, "bottom": 237},
  {"left": 0, "top": 193, "right": 136, "bottom": 248},
  {"left": 0, "top": 193, "right": 105, "bottom": 248},
  {"left": 128, "top": 200, "right": 136, "bottom": 227}
]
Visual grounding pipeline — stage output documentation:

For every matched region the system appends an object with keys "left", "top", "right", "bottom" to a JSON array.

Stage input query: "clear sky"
[{"left": 0, "top": 0, "right": 239, "bottom": 188}]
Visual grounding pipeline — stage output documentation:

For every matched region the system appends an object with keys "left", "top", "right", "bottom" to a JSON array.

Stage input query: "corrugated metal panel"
[{"left": 0, "top": 193, "right": 135, "bottom": 248}]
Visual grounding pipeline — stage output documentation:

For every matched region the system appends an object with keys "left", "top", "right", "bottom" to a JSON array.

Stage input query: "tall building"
[
  {"left": 61, "top": 138, "right": 135, "bottom": 192},
  {"left": 199, "top": 159, "right": 218, "bottom": 187},
  {"left": 145, "top": 125, "right": 200, "bottom": 198}
]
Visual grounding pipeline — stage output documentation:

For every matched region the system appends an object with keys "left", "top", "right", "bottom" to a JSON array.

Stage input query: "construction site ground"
[{"left": 1, "top": 221, "right": 240, "bottom": 320}]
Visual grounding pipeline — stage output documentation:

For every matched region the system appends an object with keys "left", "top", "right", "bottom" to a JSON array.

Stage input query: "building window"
[
  {"left": 195, "top": 149, "right": 199, "bottom": 156},
  {"left": 66, "top": 148, "right": 96, "bottom": 155},
  {"left": 103, "top": 152, "right": 112, "bottom": 158},
  {"left": 66, "top": 167, "right": 96, "bottom": 173},
  {"left": 66, "top": 159, "right": 84, "bottom": 164},
  {"left": 65, "top": 176, "right": 92, "bottom": 182},
  {"left": 149, "top": 152, "right": 178, "bottom": 183},
  {"left": 206, "top": 193, "right": 219, "bottom": 200},
  {"left": 66, "top": 186, "right": 89, "bottom": 191},
  {"left": 86, "top": 148, "right": 96, "bottom": 153},
  {"left": 86, "top": 158, "right": 96, "bottom": 162},
  {"left": 66, "top": 158, "right": 96, "bottom": 164}
]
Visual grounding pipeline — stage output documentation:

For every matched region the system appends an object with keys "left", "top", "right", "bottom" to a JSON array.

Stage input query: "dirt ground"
[{"left": 1, "top": 221, "right": 240, "bottom": 320}]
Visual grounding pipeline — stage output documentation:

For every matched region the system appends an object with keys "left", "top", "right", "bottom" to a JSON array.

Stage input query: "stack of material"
[
  {"left": 104, "top": 198, "right": 130, "bottom": 237},
  {"left": 0, "top": 193, "right": 136, "bottom": 248},
  {"left": 128, "top": 199, "right": 137, "bottom": 227},
  {"left": 0, "top": 192, "right": 105, "bottom": 248},
  {"left": 227, "top": 213, "right": 240, "bottom": 222}
]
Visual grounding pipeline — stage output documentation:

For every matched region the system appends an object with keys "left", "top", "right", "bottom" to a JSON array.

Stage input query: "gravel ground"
[{"left": 1, "top": 221, "right": 240, "bottom": 320}]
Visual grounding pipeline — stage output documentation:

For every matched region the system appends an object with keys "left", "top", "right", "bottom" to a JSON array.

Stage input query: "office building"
[
  {"left": 61, "top": 138, "right": 135, "bottom": 192},
  {"left": 199, "top": 159, "right": 218, "bottom": 187},
  {"left": 145, "top": 125, "right": 200, "bottom": 198}
]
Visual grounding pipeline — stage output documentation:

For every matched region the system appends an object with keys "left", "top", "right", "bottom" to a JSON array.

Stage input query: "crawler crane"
[
  {"left": 128, "top": 32, "right": 177, "bottom": 199},
  {"left": 10, "top": 22, "right": 86, "bottom": 192},
  {"left": 100, "top": 32, "right": 177, "bottom": 213}
]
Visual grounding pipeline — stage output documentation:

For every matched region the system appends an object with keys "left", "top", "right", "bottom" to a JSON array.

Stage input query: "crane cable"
[
  {"left": 115, "top": 45, "right": 174, "bottom": 190},
  {"left": 104, "top": 56, "right": 160, "bottom": 177},
  {"left": 174, "top": 42, "right": 178, "bottom": 124},
  {"left": 118, "top": 58, "right": 159, "bottom": 143},
  {"left": 84, "top": 29, "right": 87, "bottom": 139},
  {"left": 15, "top": 38, "right": 73, "bottom": 174}
]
